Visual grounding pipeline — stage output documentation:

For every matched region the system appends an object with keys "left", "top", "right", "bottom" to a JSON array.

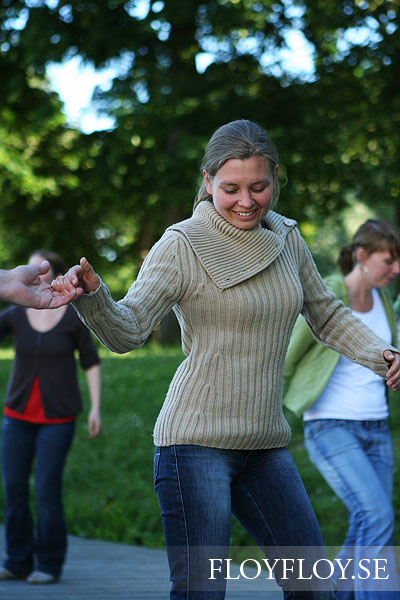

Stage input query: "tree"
[
  {"left": 1, "top": 0, "right": 399, "bottom": 294},
  {"left": 0, "top": 2, "right": 114, "bottom": 273}
]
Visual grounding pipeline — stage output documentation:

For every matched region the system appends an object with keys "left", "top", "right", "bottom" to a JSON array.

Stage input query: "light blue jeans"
[
  {"left": 304, "top": 419, "right": 400, "bottom": 599},
  {"left": 154, "top": 444, "right": 336, "bottom": 599}
]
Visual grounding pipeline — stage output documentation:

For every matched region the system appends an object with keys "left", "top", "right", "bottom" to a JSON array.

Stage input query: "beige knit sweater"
[{"left": 73, "top": 202, "right": 397, "bottom": 450}]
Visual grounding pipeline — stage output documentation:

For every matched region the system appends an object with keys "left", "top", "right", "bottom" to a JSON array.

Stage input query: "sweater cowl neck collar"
[{"left": 168, "top": 201, "right": 297, "bottom": 289}]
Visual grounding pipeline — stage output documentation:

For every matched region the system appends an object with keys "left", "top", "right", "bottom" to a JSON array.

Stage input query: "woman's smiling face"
[{"left": 203, "top": 155, "right": 278, "bottom": 230}]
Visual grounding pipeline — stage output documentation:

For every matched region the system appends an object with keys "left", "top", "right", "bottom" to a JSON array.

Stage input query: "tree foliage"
[{"left": 0, "top": 0, "right": 399, "bottom": 294}]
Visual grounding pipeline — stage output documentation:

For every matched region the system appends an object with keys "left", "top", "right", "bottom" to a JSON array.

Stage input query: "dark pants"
[
  {"left": 1, "top": 416, "right": 75, "bottom": 577},
  {"left": 154, "top": 444, "right": 336, "bottom": 599}
]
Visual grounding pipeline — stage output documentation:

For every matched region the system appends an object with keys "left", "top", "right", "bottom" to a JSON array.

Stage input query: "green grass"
[{"left": 0, "top": 343, "right": 399, "bottom": 556}]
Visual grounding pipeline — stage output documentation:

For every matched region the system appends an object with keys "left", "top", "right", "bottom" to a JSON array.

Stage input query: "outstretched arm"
[
  {"left": 0, "top": 262, "right": 80, "bottom": 308},
  {"left": 52, "top": 233, "right": 184, "bottom": 354}
]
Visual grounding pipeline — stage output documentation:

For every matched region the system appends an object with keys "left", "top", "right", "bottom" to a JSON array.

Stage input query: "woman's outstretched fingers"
[
  {"left": 66, "top": 265, "right": 83, "bottom": 287},
  {"left": 51, "top": 270, "right": 79, "bottom": 295},
  {"left": 80, "top": 256, "right": 91, "bottom": 270},
  {"left": 79, "top": 257, "right": 100, "bottom": 292},
  {"left": 51, "top": 259, "right": 99, "bottom": 295}
]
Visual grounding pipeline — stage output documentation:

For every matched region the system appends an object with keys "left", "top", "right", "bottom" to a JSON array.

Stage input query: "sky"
[
  {"left": 46, "top": 29, "right": 315, "bottom": 135},
  {"left": 46, "top": 57, "right": 117, "bottom": 134}
]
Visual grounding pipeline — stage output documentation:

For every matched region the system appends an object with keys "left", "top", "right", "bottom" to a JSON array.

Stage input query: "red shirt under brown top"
[{"left": 4, "top": 376, "right": 76, "bottom": 424}]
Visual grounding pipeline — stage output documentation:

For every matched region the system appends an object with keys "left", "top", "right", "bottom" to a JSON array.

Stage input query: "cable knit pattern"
[{"left": 73, "top": 202, "right": 398, "bottom": 450}]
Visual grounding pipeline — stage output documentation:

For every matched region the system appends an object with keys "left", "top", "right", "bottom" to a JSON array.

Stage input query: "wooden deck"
[{"left": 0, "top": 525, "right": 281, "bottom": 599}]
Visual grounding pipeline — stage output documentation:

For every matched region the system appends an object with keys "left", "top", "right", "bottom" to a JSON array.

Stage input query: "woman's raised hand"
[{"left": 51, "top": 257, "right": 100, "bottom": 296}]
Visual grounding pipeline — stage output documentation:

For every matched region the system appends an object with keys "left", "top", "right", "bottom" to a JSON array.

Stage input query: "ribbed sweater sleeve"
[
  {"left": 298, "top": 235, "right": 397, "bottom": 376},
  {"left": 73, "top": 232, "right": 184, "bottom": 353}
]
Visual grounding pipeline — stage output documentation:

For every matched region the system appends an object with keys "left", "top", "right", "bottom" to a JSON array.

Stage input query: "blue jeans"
[
  {"left": 304, "top": 419, "right": 400, "bottom": 600},
  {"left": 154, "top": 444, "right": 336, "bottom": 599},
  {"left": 1, "top": 416, "right": 75, "bottom": 577}
]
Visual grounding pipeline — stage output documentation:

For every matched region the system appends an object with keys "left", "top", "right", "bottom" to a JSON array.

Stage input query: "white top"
[{"left": 304, "top": 288, "right": 390, "bottom": 421}]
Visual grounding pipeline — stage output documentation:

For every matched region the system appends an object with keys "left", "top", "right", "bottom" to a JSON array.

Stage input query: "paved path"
[{"left": 0, "top": 525, "right": 281, "bottom": 599}]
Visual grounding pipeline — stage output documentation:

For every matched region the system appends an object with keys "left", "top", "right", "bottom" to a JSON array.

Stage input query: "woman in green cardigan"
[{"left": 284, "top": 219, "right": 400, "bottom": 600}]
